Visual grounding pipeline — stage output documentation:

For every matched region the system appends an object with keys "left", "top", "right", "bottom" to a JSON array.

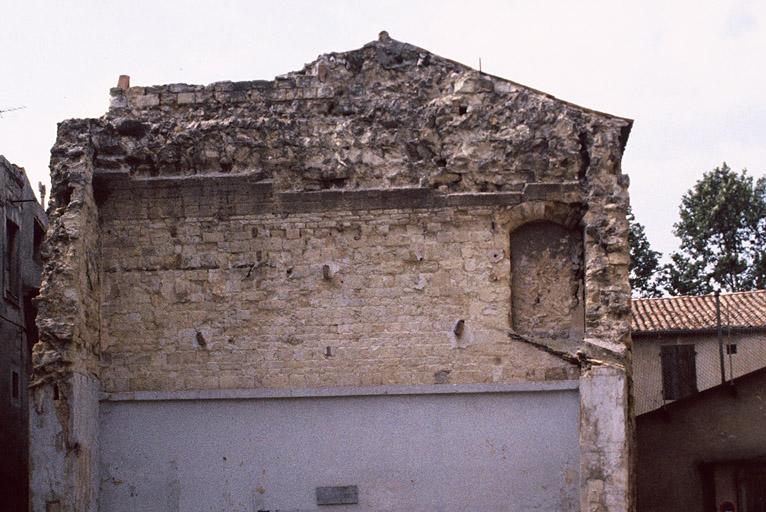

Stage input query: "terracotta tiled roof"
[{"left": 632, "top": 289, "right": 766, "bottom": 334}]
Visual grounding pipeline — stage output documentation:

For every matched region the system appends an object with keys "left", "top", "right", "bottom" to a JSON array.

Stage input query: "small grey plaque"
[{"left": 315, "top": 485, "right": 358, "bottom": 506}]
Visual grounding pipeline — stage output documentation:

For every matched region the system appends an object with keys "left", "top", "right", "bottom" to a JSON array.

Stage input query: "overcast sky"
[{"left": 1, "top": 0, "right": 764, "bottom": 258}]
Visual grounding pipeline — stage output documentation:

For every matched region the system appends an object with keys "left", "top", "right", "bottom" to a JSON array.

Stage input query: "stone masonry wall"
[
  {"left": 98, "top": 181, "right": 582, "bottom": 393},
  {"left": 34, "top": 33, "right": 635, "bottom": 511},
  {"left": 90, "top": 34, "right": 633, "bottom": 392}
]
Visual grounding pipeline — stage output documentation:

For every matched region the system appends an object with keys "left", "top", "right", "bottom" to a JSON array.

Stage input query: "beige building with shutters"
[
  {"left": 633, "top": 290, "right": 766, "bottom": 512},
  {"left": 632, "top": 289, "right": 766, "bottom": 415}
]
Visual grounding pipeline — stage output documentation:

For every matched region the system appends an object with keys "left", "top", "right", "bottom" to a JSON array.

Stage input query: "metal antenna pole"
[{"left": 716, "top": 290, "right": 725, "bottom": 385}]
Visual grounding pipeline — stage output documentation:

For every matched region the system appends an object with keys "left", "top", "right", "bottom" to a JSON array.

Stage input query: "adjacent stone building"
[
  {"left": 0, "top": 155, "right": 46, "bottom": 512},
  {"left": 31, "top": 34, "right": 634, "bottom": 511}
]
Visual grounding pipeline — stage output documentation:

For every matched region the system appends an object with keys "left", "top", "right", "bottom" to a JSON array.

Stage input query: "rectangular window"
[
  {"left": 11, "top": 370, "right": 19, "bottom": 400},
  {"left": 10, "top": 368, "right": 21, "bottom": 407},
  {"left": 4, "top": 218, "right": 20, "bottom": 301},
  {"left": 726, "top": 343, "right": 738, "bottom": 355},
  {"left": 661, "top": 344, "right": 698, "bottom": 401},
  {"left": 33, "top": 218, "right": 44, "bottom": 265}
]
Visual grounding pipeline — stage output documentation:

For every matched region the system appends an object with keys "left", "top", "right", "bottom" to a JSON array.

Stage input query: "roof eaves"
[{"left": 632, "top": 325, "right": 766, "bottom": 338}]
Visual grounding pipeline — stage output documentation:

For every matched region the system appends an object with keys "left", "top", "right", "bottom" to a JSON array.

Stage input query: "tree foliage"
[
  {"left": 628, "top": 207, "right": 665, "bottom": 297},
  {"left": 666, "top": 163, "right": 766, "bottom": 295}
]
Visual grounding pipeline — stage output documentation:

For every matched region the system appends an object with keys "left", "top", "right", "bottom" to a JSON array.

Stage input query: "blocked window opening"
[
  {"left": 660, "top": 344, "right": 697, "bottom": 401},
  {"left": 4, "top": 218, "right": 19, "bottom": 301},
  {"left": 726, "top": 343, "right": 737, "bottom": 355},
  {"left": 509, "top": 221, "right": 584, "bottom": 341}
]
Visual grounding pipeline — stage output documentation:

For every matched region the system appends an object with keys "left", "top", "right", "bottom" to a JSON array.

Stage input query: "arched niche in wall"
[{"left": 509, "top": 221, "right": 584, "bottom": 342}]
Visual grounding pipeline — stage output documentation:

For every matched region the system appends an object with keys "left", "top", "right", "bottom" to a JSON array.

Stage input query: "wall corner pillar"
[
  {"left": 579, "top": 363, "right": 632, "bottom": 512},
  {"left": 29, "top": 118, "right": 103, "bottom": 512}
]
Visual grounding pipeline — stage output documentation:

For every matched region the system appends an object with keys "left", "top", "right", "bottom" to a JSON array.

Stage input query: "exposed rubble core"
[
  {"left": 32, "top": 33, "right": 633, "bottom": 512},
  {"left": 101, "top": 39, "right": 621, "bottom": 193}
]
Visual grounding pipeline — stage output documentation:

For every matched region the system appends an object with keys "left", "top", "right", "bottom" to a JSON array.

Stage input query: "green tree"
[
  {"left": 667, "top": 163, "right": 766, "bottom": 295},
  {"left": 628, "top": 207, "right": 665, "bottom": 297}
]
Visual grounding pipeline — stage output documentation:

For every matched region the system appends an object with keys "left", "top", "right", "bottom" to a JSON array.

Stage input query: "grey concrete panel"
[{"left": 99, "top": 390, "right": 579, "bottom": 512}]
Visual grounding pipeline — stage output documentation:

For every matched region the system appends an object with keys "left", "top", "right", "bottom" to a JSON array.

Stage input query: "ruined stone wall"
[
  {"left": 31, "top": 120, "right": 102, "bottom": 512},
  {"left": 89, "top": 36, "right": 632, "bottom": 393},
  {"left": 35, "top": 119, "right": 103, "bottom": 380},
  {"left": 104, "top": 43, "right": 598, "bottom": 194},
  {"left": 98, "top": 180, "right": 585, "bottom": 393},
  {"left": 34, "top": 34, "right": 635, "bottom": 512}
]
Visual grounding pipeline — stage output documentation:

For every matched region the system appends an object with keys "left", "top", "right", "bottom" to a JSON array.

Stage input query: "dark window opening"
[
  {"left": 726, "top": 343, "right": 737, "bottom": 355},
  {"left": 56, "top": 185, "right": 73, "bottom": 209},
  {"left": 23, "top": 289, "right": 40, "bottom": 374},
  {"left": 11, "top": 370, "right": 19, "bottom": 400},
  {"left": 33, "top": 219, "right": 44, "bottom": 265},
  {"left": 4, "top": 218, "right": 19, "bottom": 301},
  {"left": 661, "top": 344, "right": 698, "bottom": 401}
]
